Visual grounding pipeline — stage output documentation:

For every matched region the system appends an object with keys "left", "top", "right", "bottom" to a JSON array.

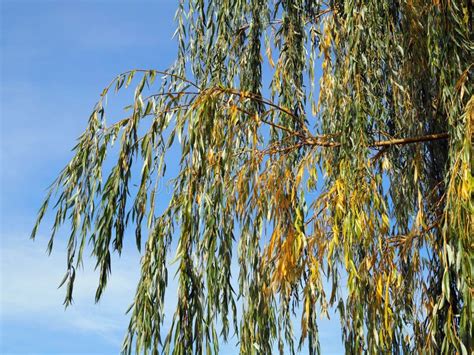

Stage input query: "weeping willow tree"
[{"left": 32, "top": 0, "right": 472, "bottom": 353}]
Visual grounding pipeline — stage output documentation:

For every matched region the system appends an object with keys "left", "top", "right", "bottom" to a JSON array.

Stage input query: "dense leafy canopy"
[{"left": 33, "top": 0, "right": 472, "bottom": 354}]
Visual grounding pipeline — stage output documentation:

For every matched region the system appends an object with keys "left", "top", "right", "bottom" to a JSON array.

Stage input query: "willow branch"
[
  {"left": 370, "top": 133, "right": 450, "bottom": 147},
  {"left": 234, "top": 105, "right": 306, "bottom": 138},
  {"left": 387, "top": 220, "right": 440, "bottom": 247},
  {"left": 306, "top": 132, "right": 450, "bottom": 148},
  {"left": 236, "top": 8, "right": 333, "bottom": 33}
]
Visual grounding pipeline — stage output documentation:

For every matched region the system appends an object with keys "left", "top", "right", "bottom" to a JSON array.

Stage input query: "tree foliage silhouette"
[{"left": 33, "top": 1, "right": 472, "bottom": 353}]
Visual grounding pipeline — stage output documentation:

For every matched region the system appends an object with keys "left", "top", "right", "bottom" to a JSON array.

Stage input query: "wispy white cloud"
[
  {"left": 1, "top": 232, "right": 344, "bottom": 353},
  {"left": 0, "top": 235, "right": 141, "bottom": 347}
]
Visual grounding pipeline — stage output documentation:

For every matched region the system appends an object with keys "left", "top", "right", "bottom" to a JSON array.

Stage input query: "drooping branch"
[
  {"left": 95, "top": 77, "right": 454, "bottom": 155},
  {"left": 32, "top": 1, "right": 473, "bottom": 353}
]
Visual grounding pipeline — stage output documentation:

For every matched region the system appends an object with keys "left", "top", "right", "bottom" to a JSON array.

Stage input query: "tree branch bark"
[{"left": 306, "top": 132, "right": 450, "bottom": 148}]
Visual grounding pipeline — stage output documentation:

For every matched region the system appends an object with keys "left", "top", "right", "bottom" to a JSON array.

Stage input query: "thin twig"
[{"left": 236, "top": 8, "right": 333, "bottom": 33}]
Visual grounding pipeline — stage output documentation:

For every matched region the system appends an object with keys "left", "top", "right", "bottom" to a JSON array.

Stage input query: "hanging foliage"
[{"left": 32, "top": 0, "right": 472, "bottom": 353}]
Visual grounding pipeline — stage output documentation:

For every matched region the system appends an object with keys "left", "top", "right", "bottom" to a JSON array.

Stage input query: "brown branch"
[
  {"left": 263, "top": 142, "right": 305, "bottom": 156},
  {"left": 260, "top": 117, "right": 306, "bottom": 138},
  {"left": 100, "top": 69, "right": 201, "bottom": 98},
  {"left": 233, "top": 105, "right": 305, "bottom": 138},
  {"left": 236, "top": 8, "right": 333, "bottom": 33},
  {"left": 312, "top": 8, "right": 333, "bottom": 22},
  {"left": 247, "top": 133, "right": 452, "bottom": 160},
  {"left": 371, "top": 146, "right": 390, "bottom": 162},
  {"left": 387, "top": 220, "right": 440, "bottom": 247},
  {"left": 98, "top": 78, "right": 454, "bottom": 153},
  {"left": 370, "top": 133, "right": 449, "bottom": 147},
  {"left": 306, "top": 132, "right": 450, "bottom": 148},
  {"left": 224, "top": 88, "right": 299, "bottom": 122},
  {"left": 221, "top": 88, "right": 312, "bottom": 136},
  {"left": 206, "top": 86, "right": 452, "bottom": 149},
  {"left": 103, "top": 104, "right": 192, "bottom": 132}
]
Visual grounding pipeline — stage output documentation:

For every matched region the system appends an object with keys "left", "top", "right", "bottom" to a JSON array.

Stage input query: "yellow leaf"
[
  {"left": 266, "top": 45, "right": 275, "bottom": 68},
  {"left": 376, "top": 277, "right": 383, "bottom": 302}
]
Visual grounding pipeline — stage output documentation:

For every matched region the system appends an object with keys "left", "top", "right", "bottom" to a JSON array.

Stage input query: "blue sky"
[{"left": 0, "top": 1, "right": 342, "bottom": 353}]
